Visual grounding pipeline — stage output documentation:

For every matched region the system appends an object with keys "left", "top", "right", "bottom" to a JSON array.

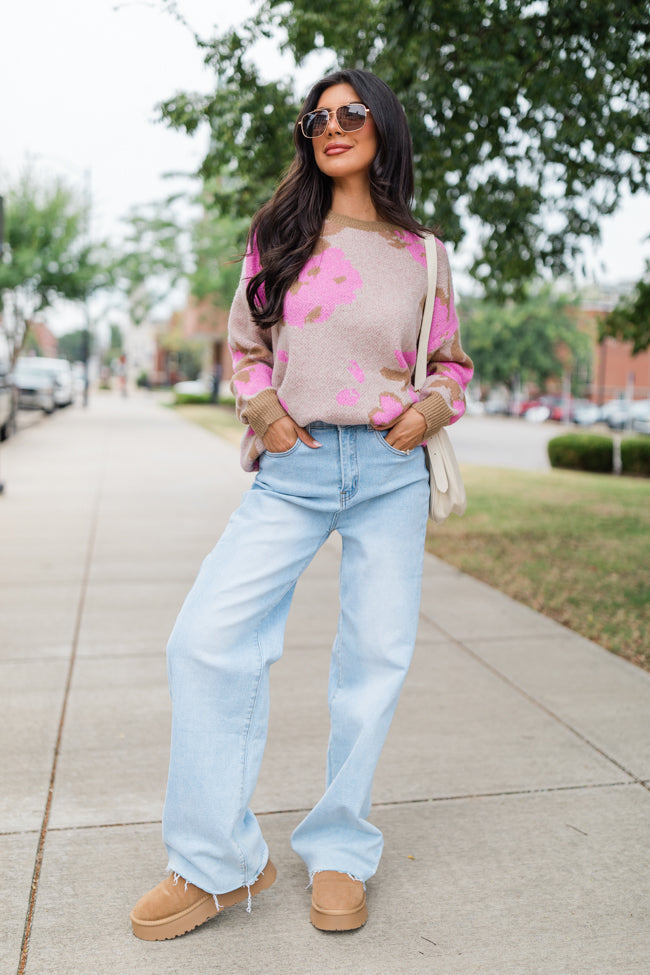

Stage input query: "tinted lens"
[
  {"left": 337, "top": 103, "right": 367, "bottom": 131},
  {"left": 302, "top": 109, "right": 329, "bottom": 138}
]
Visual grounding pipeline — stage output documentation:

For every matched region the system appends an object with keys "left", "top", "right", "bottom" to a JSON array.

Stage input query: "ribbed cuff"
[
  {"left": 245, "top": 389, "right": 288, "bottom": 437},
  {"left": 412, "top": 393, "right": 454, "bottom": 440}
]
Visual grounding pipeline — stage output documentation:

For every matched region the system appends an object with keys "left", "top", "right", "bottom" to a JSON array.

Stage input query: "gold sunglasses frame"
[{"left": 299, "top": 103, "right": 371, "bottom": 139}]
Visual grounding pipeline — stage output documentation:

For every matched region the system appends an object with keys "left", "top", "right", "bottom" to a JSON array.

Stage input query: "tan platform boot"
[
  {"left": 130, "top": 860, "right": 277, "bottom": 940},
  {"left": 310, "top": 870, "right": 368, "bottom": 931}
]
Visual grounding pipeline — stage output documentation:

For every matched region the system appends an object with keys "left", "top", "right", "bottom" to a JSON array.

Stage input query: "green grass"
[
  {"left": 173, "top": 403, "right": 650, "bottom": 671},
  {"left": 173, "top": 402, "right": 243, "bottom": 447},
  {"left": 427, "top": 466, "right": 650, "bottom": 670}
]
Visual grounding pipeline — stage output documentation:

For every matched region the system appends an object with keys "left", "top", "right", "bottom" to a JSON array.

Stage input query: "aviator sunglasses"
[{"left": 299, "top": 102, "right": 371, "bottom": 139}]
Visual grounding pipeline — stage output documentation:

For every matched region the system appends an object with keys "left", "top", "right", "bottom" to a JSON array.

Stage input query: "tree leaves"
[
  {"left": 462, "top": 287, "right": 593, "bottom": 391},
  {"left": 600, "top": 268, "right": 650, "bottom": 354},
  {"left": 0, "top": 170, "right": 109, "bottom": 361},
  {"left": 162, "top": 0, "right": 649, "bottom": 299}
]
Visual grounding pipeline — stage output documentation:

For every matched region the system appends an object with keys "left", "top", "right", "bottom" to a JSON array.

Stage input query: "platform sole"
[
  {"left": 130, "top": 860, "right": 277, "bottom": 941},
  {"left": 310, "top": 895, "right": 368, "bottom": 932}
]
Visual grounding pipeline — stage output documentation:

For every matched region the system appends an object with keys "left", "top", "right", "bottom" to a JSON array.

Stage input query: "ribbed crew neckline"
[{"left": 326, "top": 210, "right": 397, "bottom": 233}]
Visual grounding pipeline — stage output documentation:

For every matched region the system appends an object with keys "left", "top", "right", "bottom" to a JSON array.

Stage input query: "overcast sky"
[{"left": 1, "top": 0, "right": 649, "bottom": 334}]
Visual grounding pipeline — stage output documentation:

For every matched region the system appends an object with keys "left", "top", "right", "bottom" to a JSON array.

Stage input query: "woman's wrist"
[
  {"left": 412, "top": 394, "right": 453, "bottom": 440},
  {"left": 245, "top": 389, "right": 288, "bottom": 437}
]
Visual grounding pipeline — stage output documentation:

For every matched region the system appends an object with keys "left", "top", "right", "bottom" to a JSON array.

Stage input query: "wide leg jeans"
[{"left": 162, "top": 423, "right": 430, "bottom": 895}]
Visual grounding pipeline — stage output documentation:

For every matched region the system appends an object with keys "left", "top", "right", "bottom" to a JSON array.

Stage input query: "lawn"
[
  {"left": 174, "top": 403, "right": 650, "bottom": 671},
  {"left": 173, "top": 401, "right": 243, "bottom": 447},
  {"left": 427, "top": 465, "right": 650, "bottom": 670}
]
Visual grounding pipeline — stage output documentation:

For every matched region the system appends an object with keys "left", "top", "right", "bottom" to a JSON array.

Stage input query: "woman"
[{"left": 131, "top": 68, "right": 473, "bottom": 940}]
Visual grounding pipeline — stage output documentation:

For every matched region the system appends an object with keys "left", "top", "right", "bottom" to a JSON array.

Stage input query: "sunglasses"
[{"left": 299, "top": 102, "right": 371, "bottom": 139}]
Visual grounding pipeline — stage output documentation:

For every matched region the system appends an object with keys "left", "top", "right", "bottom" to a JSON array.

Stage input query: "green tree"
[
  {"left": 159, "top": 0, "right": 649, "bottom": 298},
  {"left": 190, "top": 206, "right": 249, "bottom": 309},
  {"left": 57, "top": 328, "right": 93, "bottom": 362},
  {"left": 111, "top": 198, "right": 191, "bottom": 327},
  {"left": 600, "top": 268, "right": 650, "bottom": 354},
  {"left": 0, "top": 170, "right": 108, "bottom": 364},
  {"left": 462, "top": 288, "right": 592, "bottom": 393},
  {"left": 101, "top": 323, "right": 124, "bottom": 367},
  {"left": 112, "top": 191, "right": 248, "bottom": 327}
]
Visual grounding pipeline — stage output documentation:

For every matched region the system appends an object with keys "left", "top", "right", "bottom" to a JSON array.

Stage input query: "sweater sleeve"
[
  {"left": 411, "top": 239, "right": 474, "bottom": 439},
  {"left": 227, "top": 241, "right": 288, "bottom": 437}
]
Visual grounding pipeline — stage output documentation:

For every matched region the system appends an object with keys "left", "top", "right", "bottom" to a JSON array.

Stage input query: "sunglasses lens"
[
  {"left": 302, "top": 110, "right": 328, "bottom": 138},
  {"left": 338, "top": 103, "right": 367, "bottom": 131},
  {"left": 300, "top": 103, "right": 368, "bottom": 138}
]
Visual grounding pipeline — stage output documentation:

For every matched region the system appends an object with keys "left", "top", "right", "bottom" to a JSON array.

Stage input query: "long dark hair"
[{"left": 246, "top": 68, "right": 428, "bottom": 329}]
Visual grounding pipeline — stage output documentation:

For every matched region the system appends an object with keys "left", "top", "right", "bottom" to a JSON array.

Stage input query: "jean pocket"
[
  {"left": 373, "top": 429, "right": 411, "bottom": 457},
  {"left": 265, "top": 438, "right": 301, "bottom": 458}
]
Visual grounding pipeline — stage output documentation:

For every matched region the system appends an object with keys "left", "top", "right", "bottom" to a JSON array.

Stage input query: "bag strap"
[
  {"left": 415, "top": 233, "right": 448, "bottom": 490},
  {"left": 414, "top": 233, "right": 438, "bottom": 391}
]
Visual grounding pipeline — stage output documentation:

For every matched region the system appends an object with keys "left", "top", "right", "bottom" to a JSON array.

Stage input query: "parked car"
[
  {"left": 0, "top": 361, "right": 18, "bottom": 440},
  {"left": 13, "top": 360, "right": 56, "bottom": 414},
  {"left": 483, "top": 392, "right": 509, "bottom": 415},
  {"left": 18, "top": 356, "right": 75, "bottom": 407},
  {"left": 600, "top": 399, "right": 650, "bottom": 430},
  {"left": 173, "top": 379, "right": 210, "bottom": 397},
  {"left": 630, "top": 400, "right": 650, "bottom": 434},
  {"left": 571, "top": 400, "right": 601, "bottom": 426},
  {"left": 523, "top": 404, "right": 551, "bottom": 422},
  {"left": 547, "top": 397, "right": 600, "bottom": 425},
  {"left": 510, "top": 395, "right": 556, "bottom": 420}
]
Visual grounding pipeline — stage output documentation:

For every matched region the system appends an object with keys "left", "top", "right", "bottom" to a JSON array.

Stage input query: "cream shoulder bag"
[{"left": 415, "top": 234, "right": 467, "bottom": 524}]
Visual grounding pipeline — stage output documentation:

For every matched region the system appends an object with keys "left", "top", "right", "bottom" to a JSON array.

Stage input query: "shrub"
[
  {"left": 548, "top": 434, "right": 613, "bottom": 473},
  {"left": 621, "top": 437, "right": 650, "bottom": 477},
  {"left": 174, "top": 392, "right": 213, "bottom": 406}
]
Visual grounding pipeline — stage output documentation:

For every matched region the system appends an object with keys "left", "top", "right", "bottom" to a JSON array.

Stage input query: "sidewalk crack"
[{"left": 17, "top": 454, "right": 105, "bottom": 975}]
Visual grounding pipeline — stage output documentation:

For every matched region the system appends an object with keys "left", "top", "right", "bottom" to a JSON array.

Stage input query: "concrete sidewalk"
[{"left": 2, "top": 392, "right": 649, "bottom": 975}]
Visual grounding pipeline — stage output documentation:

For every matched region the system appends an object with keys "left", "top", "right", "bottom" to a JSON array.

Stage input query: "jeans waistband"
[{"left": 308, "top": 421, "right": 376, "bottom": 431}]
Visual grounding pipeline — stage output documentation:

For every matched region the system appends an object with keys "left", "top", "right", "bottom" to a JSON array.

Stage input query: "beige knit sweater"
[{"left": 228, "top": 211, "right": 473, "bottom": 471}]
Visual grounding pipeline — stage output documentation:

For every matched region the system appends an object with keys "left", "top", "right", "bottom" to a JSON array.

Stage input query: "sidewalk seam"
[
  {"left": 425, "top": 617, "right": 649, "bottom": 791},
  {"left": 7, "top": 780, "right": 640, "bottom": 841},
  {"left": 16, "top": 450, "right": 105, "bottom": 975}
]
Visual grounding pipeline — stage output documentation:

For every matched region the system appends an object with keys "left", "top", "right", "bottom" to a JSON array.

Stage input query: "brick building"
[{"left": 573, "top": 296, "right": 650, "bottom": 402}]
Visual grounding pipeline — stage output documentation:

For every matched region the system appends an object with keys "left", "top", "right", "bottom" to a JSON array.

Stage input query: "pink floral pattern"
[
  {"left": 347, "top": 360, "right": 365, "bottom": 384},
  {"left": 369, "top": 393, "right": 406, "bottom": 426},
  {"left": 232, "top": 361, "right": 273, "bottom": 398},
  {"left": 337, "top": 388, "right": 360, "bottom": 406},
  {"left": 393, "top": 231, "right": 427, "bottom": 267},
  {"left": 394, "top": 349, "right": 417, "bottom": 370},
  {"left": 284, "top": 247, "right": 362, "bottom": 328}
]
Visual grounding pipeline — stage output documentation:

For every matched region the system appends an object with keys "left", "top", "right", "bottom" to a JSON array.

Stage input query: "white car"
[
  {"left": 13, "top": 360, "right": 56, "bottom": 413},
  {"left": 0, "top": 361, "right": 18, "bottom": 439},
  {"left": 17, "top": 357, "right": 75, "bottom": 407}
]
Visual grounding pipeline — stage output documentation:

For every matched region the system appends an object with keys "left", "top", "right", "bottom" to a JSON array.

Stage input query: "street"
[{"left": 449, "top": 413, "right": 560, "bottom": 471}]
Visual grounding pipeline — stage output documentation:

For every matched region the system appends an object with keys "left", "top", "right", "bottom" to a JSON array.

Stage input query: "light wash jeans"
[{"left": 163, "top": 423, "right": 429, "bottom": 895}]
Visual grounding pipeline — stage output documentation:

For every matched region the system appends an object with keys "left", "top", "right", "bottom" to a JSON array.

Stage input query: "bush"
[
  {"left": 621, "top": 437, "right": 650, "bottom": 477},
  {"left": 174, "top": 392, "right": 213, "bottom": 406},
  {"left": 548, "top": 434, "right": 613, "bottom": 473}
]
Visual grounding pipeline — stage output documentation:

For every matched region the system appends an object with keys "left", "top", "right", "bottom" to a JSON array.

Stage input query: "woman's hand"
[
  {"left": 384, "top": 408, "right": 427, "bottom": 453},
  {"left": 262, "top": 416, "right": 322, "bottom": 453}
]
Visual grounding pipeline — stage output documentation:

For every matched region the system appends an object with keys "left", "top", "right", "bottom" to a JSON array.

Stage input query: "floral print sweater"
[{"left": 228, "top": 211, "right": 474, "bottom": 472}]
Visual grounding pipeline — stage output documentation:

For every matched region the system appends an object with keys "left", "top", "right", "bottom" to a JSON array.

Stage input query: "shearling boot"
[
  {"left": 130, "top": 860, "right": 277, "bottom": 940},
  {"left": 310, "top": 870, "right": 368, "bottom": 931}
]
